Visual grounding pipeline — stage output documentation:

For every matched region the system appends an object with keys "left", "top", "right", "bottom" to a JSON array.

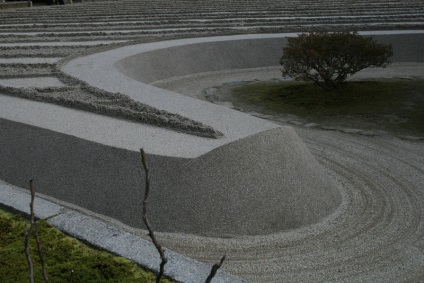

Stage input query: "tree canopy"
[{"left": 280, "top": 32, "right": 393, "bottom": 90}]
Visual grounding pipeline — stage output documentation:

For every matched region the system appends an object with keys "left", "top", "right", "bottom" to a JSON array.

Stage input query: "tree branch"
[
  {"left": 25, "top": 179, "right": 49, "bottom": 283},
  {"left": 24, "top": 230, "right": 34, "bottom": 283},
  {"left": 140, "top": 148, "right": 167, "bottom": 283},
  {"left": 35, "top": 222, "right": 49, "bottom": 283},
  {"left": 205, "top": 255, "right": 226, "bottom": 283}
]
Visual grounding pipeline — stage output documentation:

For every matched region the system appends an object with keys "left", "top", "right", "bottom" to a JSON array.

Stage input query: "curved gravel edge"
[
  {"left": 0, "top": 40, "right": 225, "bottom": 139},
  {"left": 147, "top": 63, "right": 424, "bottom": 282}
]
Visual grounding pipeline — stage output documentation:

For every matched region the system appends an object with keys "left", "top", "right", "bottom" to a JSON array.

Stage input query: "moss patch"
[
  {"left": 0, "top": 209, "right": 174, "bottom": 283},
  {"left": 231, "top": 79, "right": 424, "bottom": 136}
]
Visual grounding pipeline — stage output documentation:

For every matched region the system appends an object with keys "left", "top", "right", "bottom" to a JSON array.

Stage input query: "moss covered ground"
[
  {"left": 231, "top": 79, "right": 424, "bottom": 136},
  {"left": 0, "top": 209, "right": 174, "bottom": 283}
]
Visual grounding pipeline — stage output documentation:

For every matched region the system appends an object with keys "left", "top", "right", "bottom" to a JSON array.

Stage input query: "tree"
[{"left": 280, "top": 31, "right": 393, "bottom": 90}]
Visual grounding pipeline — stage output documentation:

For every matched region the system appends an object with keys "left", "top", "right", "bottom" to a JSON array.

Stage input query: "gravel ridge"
[
  {"left": 1, "top": 0, "right": 424, "bottom": 281},
  {"left": 1, "top": 0, "right": 422, "bottom": 138},
  {"left": 152, "top": 128, "right": 424, "bottom": 282}
]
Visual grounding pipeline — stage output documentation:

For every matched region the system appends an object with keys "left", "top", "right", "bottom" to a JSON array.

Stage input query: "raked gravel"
[
  {"left": 1, "top": 0, "right": 424, "bottom": 281},
  {"left": 153, "top": 127, "right": 424, "bottom": 282},
  {"left": 149, "top": 64, "right": 424, "bottom": 282},
  {"left": 0, "top": 77, "right": 65, "bottom": 88}
]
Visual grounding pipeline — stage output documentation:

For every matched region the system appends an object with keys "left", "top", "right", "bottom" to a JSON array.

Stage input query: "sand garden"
[{"left": 1, "top": 0, "right": 424, "bottom": 282}]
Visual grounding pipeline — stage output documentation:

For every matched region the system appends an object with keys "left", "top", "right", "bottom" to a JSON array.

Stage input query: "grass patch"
[
  {"left": 231, "top": 79, "right": 424, "bottom": 136},
  {"left": 0, "top": 209, "right": 174, "bottom": 283}
]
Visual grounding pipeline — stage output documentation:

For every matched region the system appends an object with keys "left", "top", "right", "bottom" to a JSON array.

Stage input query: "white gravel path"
[
  {"left": 0, "top": 40, "right": 127, "bottom": 47},
  {"left": 0, "top": 77, "right": 65, "bottom": 88},
  {"left": 0, "top": 57, "right": 62, "bottom": 64}
]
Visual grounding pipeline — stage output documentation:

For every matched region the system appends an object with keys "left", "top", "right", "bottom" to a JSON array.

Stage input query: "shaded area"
[
  {"left": 0, "top": 209, "right": 173, "bottom": 283},
  {"left": 0, "top": 118, "right": 341, "bottom": 237},
  {"left": 226, "top": 79, "right": 424, "bottom": 137}
]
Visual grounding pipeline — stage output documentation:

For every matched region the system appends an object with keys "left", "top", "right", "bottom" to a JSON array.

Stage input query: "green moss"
[
  {"left": 0, "top": 209, "right": 174, "bottom": 283},
  {"left": 232, "top": 79, "right": 424, "bottom": 136}
]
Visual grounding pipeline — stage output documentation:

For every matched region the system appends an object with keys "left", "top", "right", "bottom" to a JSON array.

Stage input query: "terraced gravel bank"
[
  {"left": 1, "top": 0, "right": 424, "bottom": 282},
  {"left": 1, "top": 0, "right": 423, "bottom": 137}
]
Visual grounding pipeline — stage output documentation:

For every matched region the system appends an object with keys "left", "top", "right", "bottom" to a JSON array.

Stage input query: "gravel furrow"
[
  {"left": 154, "top": 130, "right": 424, "bottom": 282},
  {"left": 0, "top": 63, "right": 56, "bottom": 78},
  {"left": 1, "top": 15, "right": 423, "bottom": 34},
  {"left": 1, "top": 0, "right": 424, "bottom": 281},
  {"left": 0, "top": 45, "right": 107, "bottom": 58}
]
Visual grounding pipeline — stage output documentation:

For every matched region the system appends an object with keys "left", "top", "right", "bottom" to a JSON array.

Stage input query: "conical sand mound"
[
  {"left": 0, "top": 117, "right": 340, "bottom": 237},
  {"left": 152, "top": 127, "right": 342, "bottom": 236}
]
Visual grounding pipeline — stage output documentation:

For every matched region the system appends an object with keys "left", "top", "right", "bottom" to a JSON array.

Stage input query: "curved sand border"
[
  {"left": 1, "top": 33, "right": 350, "bottom": 237},
  {"left": 1, "top": 32, "right": 349, "bottom": 237},
  {"left": 1, "top": 30, "right": 423, "bottom": 281},
  {"left": 59, "top": 31, "right": 424, "bottom": 281},
  {"left": 62, "top": 31, "right": 424, "bottom": 155}
]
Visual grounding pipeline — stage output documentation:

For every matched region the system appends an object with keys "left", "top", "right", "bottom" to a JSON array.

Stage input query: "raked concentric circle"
[
  {"left": 1, "top": 0, "right": 424, "bottom": 282},
  {"left": 156, "top": 127, "right": 424, "bottom": 282}
]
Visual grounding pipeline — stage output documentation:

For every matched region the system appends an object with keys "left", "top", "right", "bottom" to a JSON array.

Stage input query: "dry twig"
[
  {"left": 205, "top": 255, "right": 226, "bottom": 283},
  {"left": 140, "top": 148, "right": 226, "bottom": 283},
  {"left": 24, "top": 179, "right": 49, "bottom": 283},
  {"left": 24, "top": 229, "right": 34, "bottom": 283},
  {"left": 140, "top": 148, "right": 168, "bottom": 283}
]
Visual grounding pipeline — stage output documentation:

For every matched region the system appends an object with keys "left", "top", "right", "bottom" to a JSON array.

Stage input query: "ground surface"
[
  {"left": 0, "top": 209, "right": 173, "bottom": 283},
  {"left": 1, "top": 0, "right": 423, "bottom": 135},
  {"left": 157, "top": 63, "right": 424, "bottom": 282},
  {"left": 1, "top": 0, "right": 424, "bottom": 282},
  {"left": 219, "top": 78, "right": 424, "bottom": 138}
]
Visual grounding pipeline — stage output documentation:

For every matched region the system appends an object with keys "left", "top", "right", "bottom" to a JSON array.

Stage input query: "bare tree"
[
  {"left": 140, "top": 148, "right": 227, "bottom": 283},
  {"left": 205, "top": 255, "right": 226, "bottom": 283},
  {"left": 24, "top": 230, "right": 34, "bottom": 283},
  {"left": 24, "top": 179, "right": 49, "bottom": 283},
  {"left": 21, "top": 148, "right": 229, "bottom": 282},
  {"left": 140, "top": 149, "right": 168, "bottom": 283}
]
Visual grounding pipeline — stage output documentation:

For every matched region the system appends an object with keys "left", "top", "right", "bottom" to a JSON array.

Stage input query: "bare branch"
[
  {"left": 29, "top": 179, "right": 35, "bottom": 225},
  {"left": 140, "top": 148, "right": 167, "bottom": 283},
  {"left": 24, "top": 230, "right": 34, "bottom": 283},
  {"left": 205, "top": 255, "right": 226, "bottom": 283},
  {"left": 25, "top": 179, "right": 49, "bottom": 283},
  {"left": 35, "top": 222, "right": 49, "bottom": 283},
  {"left": 24, "top": 179, "right": 35, "bottom": 283}
]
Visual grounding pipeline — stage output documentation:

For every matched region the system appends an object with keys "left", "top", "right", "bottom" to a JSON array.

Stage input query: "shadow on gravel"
[{"left": 214, "top": 78, "right": 424, "bottom": 138}]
